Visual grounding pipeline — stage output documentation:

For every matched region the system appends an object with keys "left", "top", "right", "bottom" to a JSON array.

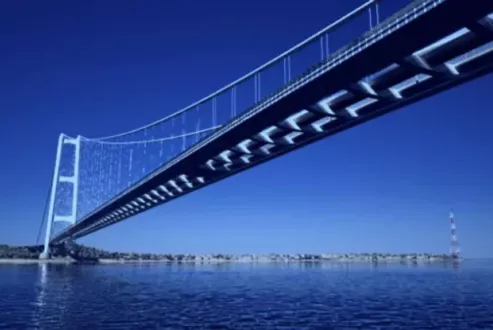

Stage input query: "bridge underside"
[{"left": 52, "top": 0, "right": 493, "bottom": 244}]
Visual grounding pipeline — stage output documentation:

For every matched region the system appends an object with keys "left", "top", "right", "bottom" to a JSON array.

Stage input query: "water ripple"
[{"left": 0, "top": 261, "right": 493, "bottom": 329}]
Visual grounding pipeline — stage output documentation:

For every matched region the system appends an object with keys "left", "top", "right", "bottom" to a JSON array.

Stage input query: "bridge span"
[{"left": 44, "top": 0, "right": 493, "bottom": 255}]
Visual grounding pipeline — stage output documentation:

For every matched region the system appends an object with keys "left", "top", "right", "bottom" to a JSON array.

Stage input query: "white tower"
[
  {"left": 449, "top": 210, "right": 460, "bottom": 259},
  {"left": 40, "top": 134, "right": 81, "bottom": 259}
]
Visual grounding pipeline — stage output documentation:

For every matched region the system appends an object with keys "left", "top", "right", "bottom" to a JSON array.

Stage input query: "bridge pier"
[{"left": 39, "top": 251, "right": 50, "bottom": 260}]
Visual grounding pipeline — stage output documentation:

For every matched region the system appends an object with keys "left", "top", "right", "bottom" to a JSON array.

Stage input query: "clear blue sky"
[{"left": 1, "top": 0, "right": 492, "bottom": 258}]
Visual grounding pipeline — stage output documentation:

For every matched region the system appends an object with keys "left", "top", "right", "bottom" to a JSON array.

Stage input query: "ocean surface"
[{"left": 1, "top": 260, "right": 492, "bottom": 329}]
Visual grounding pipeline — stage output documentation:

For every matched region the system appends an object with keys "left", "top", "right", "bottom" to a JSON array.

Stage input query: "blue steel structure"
[{"left": 41, "top": 0, "right": 493, "bottom": 257}]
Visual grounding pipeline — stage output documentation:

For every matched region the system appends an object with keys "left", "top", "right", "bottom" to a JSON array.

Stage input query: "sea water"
[{"left": 0, "top": 260, "right": 492, "bottom": 329}]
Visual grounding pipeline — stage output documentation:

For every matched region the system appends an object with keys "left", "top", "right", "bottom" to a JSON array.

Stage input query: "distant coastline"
[
  {"left": 0, "top": 243, "right": 459, "bottom": 265},
  {"left": 0, "top": 258, "right": 72, "bottom": 264}
]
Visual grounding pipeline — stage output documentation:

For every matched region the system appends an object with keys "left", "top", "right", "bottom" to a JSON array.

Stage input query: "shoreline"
[
  {"left": 1, "top": 244, "right": 462, "bottom": 264},
  {"left": 0, "top": 257, "right": 461, "bottom": 265},
  {"left": 0, "top": 258, "right": 73, "bottom": 264}
]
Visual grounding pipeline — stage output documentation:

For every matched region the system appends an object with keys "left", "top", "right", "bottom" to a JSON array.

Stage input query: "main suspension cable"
[{"left": 36, "top": 179, "right": 53, "bottom": 246}]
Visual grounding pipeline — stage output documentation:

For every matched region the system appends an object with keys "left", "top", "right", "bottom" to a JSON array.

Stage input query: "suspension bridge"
[{"left": 39, "top": 0, "right": 493, "bottom": 258}]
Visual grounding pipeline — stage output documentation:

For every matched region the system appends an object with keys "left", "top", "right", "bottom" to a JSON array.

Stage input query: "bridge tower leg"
[{"left": 40, "top": 134, "right": 81, "bottom": 259}]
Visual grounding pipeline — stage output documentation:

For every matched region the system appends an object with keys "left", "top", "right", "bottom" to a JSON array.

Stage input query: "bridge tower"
[
  {"left": 449, "top": 210, "right": 461, "bottom": 260},
  {"left": 40, "top": 134, "right": 81, "bottom": 259}
]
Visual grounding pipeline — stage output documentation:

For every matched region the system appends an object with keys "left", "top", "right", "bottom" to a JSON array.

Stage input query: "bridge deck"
[{"left": 52, "top": 0, "right": 493, "bottom": 243}]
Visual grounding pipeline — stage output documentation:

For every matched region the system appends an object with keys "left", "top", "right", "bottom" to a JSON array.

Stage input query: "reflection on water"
[
  {"left": 35, "top": 264, "right": 47, "bottom": 307},
  {"left": 29, "top": 264, "right": 79, "bottom": 330},
  {"left": 0, "top": 260, "right": 492, "bottom": 329}
]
